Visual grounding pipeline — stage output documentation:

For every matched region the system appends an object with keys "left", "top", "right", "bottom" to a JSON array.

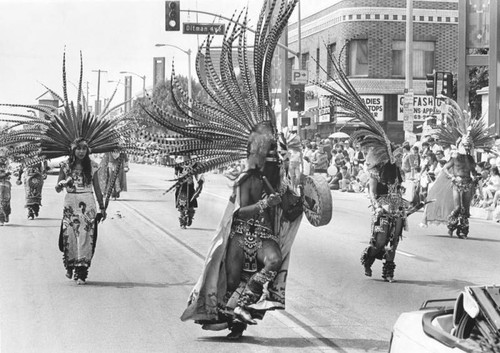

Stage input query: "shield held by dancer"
[{"left": 301, "top": 175, "right": 333, "bottom": 227}]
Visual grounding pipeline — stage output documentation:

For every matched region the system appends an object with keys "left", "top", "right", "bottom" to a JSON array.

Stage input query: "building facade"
[{"left": 287, "top": 0, "right": 458, "bottom": 143}]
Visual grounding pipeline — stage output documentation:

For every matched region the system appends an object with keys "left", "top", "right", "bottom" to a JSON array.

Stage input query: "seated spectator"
[
  {"left": 482, "top": 166, "right": 500, "bottom": 207},
  {"left": 339, "top": 165, "right": 351, "bottom": 192},
  {"left": 328, "top": 167, "right": 343, "bottom": 190}
]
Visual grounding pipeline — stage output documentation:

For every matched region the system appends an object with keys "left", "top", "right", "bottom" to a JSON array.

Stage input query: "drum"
[
  {"left": 302, "top": 175, "right": 333, "bottom": 227},
  {"left": 327, "top": 165, "right": 338, "bottom": 176}
]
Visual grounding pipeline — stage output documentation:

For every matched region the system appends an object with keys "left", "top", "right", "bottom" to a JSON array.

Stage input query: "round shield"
[
  {"left": 302, "top": 175, "right": 333, "bottom": 227},
  {"left": 327, "top": 165, "right": 338, "bottom": 176}
]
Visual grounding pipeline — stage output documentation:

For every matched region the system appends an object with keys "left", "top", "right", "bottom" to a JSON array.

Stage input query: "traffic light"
[
  {"left": 442, "top": 73, "right": 453, "bottom": 98},
  {"left": 425, "top": 71, "right": 437, "bottom": 98},
  {"left": 165, "top": 1, "right": 180, "bottom": 31},
  {"left": 288, "top": 84, "right": 305, "bottom": 111}
]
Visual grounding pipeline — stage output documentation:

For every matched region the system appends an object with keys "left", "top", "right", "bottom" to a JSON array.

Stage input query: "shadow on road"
[
  {"left": 88, "top": 280, "right": 195, "bottom": 288},
  {"left": 112, "top": 199, "right": 166, "bottom": 202},
  {"left": 384, "top": 278, "right": 476, "bottom": 290},
  {"left": 30, "top": 217, "right": 60, "bottom": 221},
  {"left": 4, "top": 224, "right": 58, "bottom": 228},
  {"left": 427, "top": 234, "right": 500, "bottom": 243},
  {"left": 184, "top": 227, "right": 217, "bottom": 232},
  {"left": 198, "top": 336, "right": 388, "bottom": 351}
]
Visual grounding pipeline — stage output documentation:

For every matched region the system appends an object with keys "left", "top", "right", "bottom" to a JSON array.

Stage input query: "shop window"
[
  {"left": 316, "top": 47, "right": 320, "bottom": 77},
  {"left": 348, "top": 39, "right": 368, "bottom": 77},
  {"left": 327, "top": 42, "right": 336, "bottom": 78}
]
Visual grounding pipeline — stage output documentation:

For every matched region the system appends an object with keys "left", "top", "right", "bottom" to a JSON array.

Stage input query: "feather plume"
[
  {"left": 0, "top": 51, "right": 144, "bottom": 166},
  {"left": 141, "top": 0, "right": 298, "bottom": 191},
  {"left": 311, "top": 45, "right": 394, "bottom": 168}
]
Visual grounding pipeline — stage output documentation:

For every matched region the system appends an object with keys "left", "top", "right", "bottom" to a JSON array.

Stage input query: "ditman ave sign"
[{"left": 183, "top": 23, "right": 225, "bottom": 35}]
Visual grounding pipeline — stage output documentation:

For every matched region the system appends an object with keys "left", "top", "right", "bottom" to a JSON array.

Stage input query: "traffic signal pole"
[{"left": 178, "top": 9, "right": 298, "bottom": 57}]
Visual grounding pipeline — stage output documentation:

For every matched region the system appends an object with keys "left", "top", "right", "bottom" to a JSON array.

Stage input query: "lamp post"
[
  {"left": 119, "top": 71, "right": 146, "bottom": 98},
  {"left": 154, "top": 43, "right": 192, "bottom": 107},
  {"left": 92, "top": 69, "right": 107, "bottom": 115},
  {"left": 108, "top": 80, "right": 130, "bottom": 113}
]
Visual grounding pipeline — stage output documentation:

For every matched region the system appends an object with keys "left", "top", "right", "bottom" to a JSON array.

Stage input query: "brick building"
[{"left": 287, "top": 0, "right": 458, "bottom": 143}]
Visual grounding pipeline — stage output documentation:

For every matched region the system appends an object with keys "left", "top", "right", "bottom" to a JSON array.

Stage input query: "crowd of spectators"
[
  {"left": 132, "top": 132, "right": 500, "bottom": 222},
  {"left": 293, "top": 132, "right": 500, "bottom": 222}
]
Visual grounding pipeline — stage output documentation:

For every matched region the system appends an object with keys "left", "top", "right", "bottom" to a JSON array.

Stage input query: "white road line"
[
  {"left": 203, "top": 191, "right": 229, "bottom": 201},
  {"left": 396, "top": 250, "right": 416, "bottom": 257}
]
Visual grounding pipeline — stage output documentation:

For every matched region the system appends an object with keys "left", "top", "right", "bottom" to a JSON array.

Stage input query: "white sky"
[{"left": 0, "top": 0, "right": 332, "bottom": 106}]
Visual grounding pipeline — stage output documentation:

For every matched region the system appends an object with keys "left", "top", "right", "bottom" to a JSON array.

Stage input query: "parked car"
[{"left": 389, "top": 285, "right": 500, "bottom": 353}]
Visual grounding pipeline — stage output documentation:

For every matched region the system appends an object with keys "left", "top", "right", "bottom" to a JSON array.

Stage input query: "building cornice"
[
  {"left": 289, "top": 7, "right": 458, "bottom": 43},
  {"left": 306, "top": 79, "right": 427, "bottom": 95}
]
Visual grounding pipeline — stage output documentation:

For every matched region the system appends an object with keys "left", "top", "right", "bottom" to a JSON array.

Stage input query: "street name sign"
[
  {"left": 291, "top": 69, "right": 308, "bottom": 84},
  {"left": 183, "top": 23, "right": 225, "bottom": 35}
]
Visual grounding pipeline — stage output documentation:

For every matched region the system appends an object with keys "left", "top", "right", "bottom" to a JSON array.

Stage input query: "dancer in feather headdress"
[
  {"left": 422, "top": 98, "right": 494, "bottom": 238},
  {"left": 0, "top": 51, "right": 141, "bottom": 284},
  {"left": 173, "top": 155, "right": 204, "bottom": 229},
  {"left": 140, "top": 0, "right": 303, "bottom": 338},
  {"left": 312, "top": 48, "right": 420, "bottom": 282}
]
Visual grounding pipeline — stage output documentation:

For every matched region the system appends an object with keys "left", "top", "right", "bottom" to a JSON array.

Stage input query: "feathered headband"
[
  {"left": 434, "top": 97, "right": 494, "bottom": 152},
  {"left": 0, "top": 51, "right": 143, "bottom": 167},
  {"left": 140, "top": 0, "right": 298, "bottom": 189}
]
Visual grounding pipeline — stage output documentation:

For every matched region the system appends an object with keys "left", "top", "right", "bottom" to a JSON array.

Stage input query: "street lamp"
[
  {"left": 92, "top": 69, "right": 107, "bottom": 115},
  {"left": 119, "top": 71, "right": 146, "bottom": 98},
  {"left": 154, "top": 43, "right": 192, "bottom": 108}
]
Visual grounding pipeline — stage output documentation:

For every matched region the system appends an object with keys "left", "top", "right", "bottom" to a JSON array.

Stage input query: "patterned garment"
[
  {"left": 0, "top": 157, "right": 11, "bottom": 223},
  {"left": 181, "top": 172, "right": 303, "bottom": 324},
  {"left": 23, "top": 166, "right": 44, "bottom": 206},
  {"left": 452, "top": 176, "right": 474, "bottom": 192},
  {"left": 98, "top": 152, "right": 128, "bottom": 199},
  {"left": 59, "top": 160, "right": 100, "bottom": 270},
  {"left": 0, "top": 178, "right": 11, "bottom": 223}
]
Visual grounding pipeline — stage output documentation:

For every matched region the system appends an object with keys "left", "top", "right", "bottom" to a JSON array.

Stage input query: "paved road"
[{"left": 1, "top": 163, "right": 499, "bottom": 353}]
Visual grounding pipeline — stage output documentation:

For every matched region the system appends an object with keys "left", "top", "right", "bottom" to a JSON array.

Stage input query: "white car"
[{"left": 389, "top": 285, "right": 500, "bottom": 353}]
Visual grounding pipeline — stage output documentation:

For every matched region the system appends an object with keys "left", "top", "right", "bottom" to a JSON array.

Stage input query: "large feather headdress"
[
  {"left": 140, "top": 0, "right": 298, "bottom": 188},
  {"left": 0, "top": 51, "right": 141, "bottom": 167},
  {"left": 434, "top": 97, "right": 494, "bottom": 152},
  {"left": 311, "top": 48, "right": 396, "bottom": 171}
]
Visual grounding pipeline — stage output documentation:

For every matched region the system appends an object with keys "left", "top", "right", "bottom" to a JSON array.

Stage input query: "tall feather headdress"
[
  {"left": 140, "top": 0, "right": 298, "bottom": 189},
  {"left": 0, "top": 51, "right": 142, "bottom": 167},
  {"left": 311, "top": 48, "right": 396, "bottom": 171},
  {"left": 434, "top": 97, "right": 494, "bottom": 152}
]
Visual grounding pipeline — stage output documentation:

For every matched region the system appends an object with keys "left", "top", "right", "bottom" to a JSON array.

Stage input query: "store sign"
[
  {"left": 397, "top": 95, "right": 442, "bottom": 121},
  {"left": 360, "top": 95, "right": 384, "bottom": 121}
]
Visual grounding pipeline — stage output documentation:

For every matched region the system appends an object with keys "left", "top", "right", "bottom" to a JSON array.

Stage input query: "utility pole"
[
  {"left": 85, "top": 81, "right": 90, "bottom": 111},
  {"left": 92, "top": 69, "right": 107, "bottom": 115},
  {"left": 403, "top": 0, "right": 414, "bottom": 140},
  {"left": 296, "top": 0, "right": 302, "bottom": 138}
]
